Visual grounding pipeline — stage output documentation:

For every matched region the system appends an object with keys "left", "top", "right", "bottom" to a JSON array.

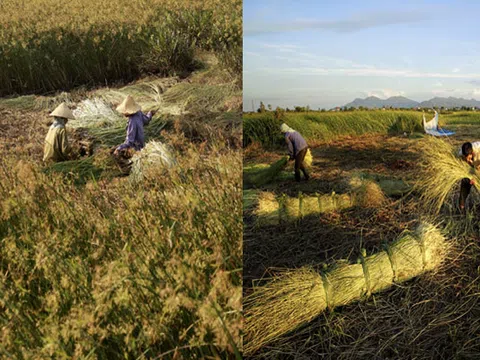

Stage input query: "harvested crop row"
[{"left": 244, "top": 222, "right": 448, "bottom": 355}]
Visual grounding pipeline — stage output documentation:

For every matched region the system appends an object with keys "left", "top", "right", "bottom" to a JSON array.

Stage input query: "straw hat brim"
[
  {"left": 116, "top": 97, "right": 141, "bottom": 115},
  {"left": 49, "top": 103, "right": 75, "bottom": 119}
]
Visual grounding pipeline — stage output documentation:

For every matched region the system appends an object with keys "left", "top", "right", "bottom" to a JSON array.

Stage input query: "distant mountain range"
[{"left": 342, "top": 96, "right": 480, "bottom": 109}]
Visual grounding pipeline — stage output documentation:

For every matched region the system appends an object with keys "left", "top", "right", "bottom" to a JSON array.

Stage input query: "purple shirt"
[
  {"left": 285, "top": 131, "right": 307, "bottom": 156},
  {"left": 116, "top": 111, "right": 152, "bottom": 151}
]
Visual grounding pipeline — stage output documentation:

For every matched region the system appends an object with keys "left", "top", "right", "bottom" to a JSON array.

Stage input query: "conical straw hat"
[
  {"left": 49, "top": 102, "right": 75, "bottom": 119},
  {"left": 116, "top": 95, "right": 141, "bottom": 115},
  {"left": 280, "top": 123, "right": 295, "bottom": 133}
]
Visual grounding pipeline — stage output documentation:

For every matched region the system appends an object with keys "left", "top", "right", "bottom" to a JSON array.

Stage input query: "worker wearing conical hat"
[
  {"left": 458, "top": 141, "right": 480, "bottom": 213},
  {"left": 43, "top": 102, "right": 75, "bottom": 162},
  {"left": 280, "top": 123, "right": 310, "bottom": 181},
  {"left": 114, "top": 95, "right": 155, "bottom": 155}
]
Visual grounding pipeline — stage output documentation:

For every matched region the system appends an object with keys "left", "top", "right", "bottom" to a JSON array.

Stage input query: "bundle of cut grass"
[
  {"left": 255, "top": 191, "right": 353, "bottom": 226},
  {"left": 415, "top": 136, "right": 480, "bottom": 213},
  {"left": 71, "top": 98, "right": 123, "bottom": 129},
  {"left": 351, "top": 172, "right": 412, "bottom": 197},
  {"left": 244, "top": 222, "right": 448, "bottom": 355},
  {"left": 244, "top": 189, "right": 260, "bottom": 212},
  {"left": 130, "top": 140, "right": 176, "bottom": 183},
  {"left": 304, "top": 148, "right": 313, "bottom": 167},
  {"left": 244, "top": 157, "right": 289, "bottom": 188},
  {"left": 377, "top": 178, "right": 411, "bottom": 197},
  {"left": 255, "top": 179, "right": 384, "bottom": 225},
  {"left": 349, "top": 177, "right": 386, "bottom": 208},
  {"left": 161, "top": 82, "right": 239, "bottom": 114},
  {"left": 45, "top": 149, "right": 121, "bottom": 185}
]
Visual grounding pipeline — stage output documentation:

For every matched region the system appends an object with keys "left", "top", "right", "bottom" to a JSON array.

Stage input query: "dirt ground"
[{"left": 244, "top": 134, "right": 424, "bottom": 286}]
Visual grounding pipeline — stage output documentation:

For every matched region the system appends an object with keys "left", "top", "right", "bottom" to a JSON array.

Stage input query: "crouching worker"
[
  {"left": 458, "top": 141, "right": 480, "bottom": 212},
  {"left": 280, "top": 123, "right": 310, "bottom": 182},
  {"left": 43, "top": 103, "right": 75, "bottom": 162},
  {"left": 114, "top": 95, "right": 155, "bottom": 156}
]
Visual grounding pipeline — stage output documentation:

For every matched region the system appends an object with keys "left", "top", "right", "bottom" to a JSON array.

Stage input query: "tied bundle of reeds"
[
  {"left": 255, "top": 180, "right": 384, "bottom": 225},
  {"left": 71, "top": 98, "right": 124, "bottom": 129},
  {"left": 245, "top": 157, "right": 289, "bottom": 188},
  {"left": 256, "top": 191, "right": 353, "bottom": 225},
  {"left": 304, "top": 148, "right": 313, "bottom": 167},
  {"left": 244, "top": 222, "right": 448, "bottom": 355},
  {"left": 130, "top": 141, "right": 176, "bottom": 183},
  {"left": 415, "top": 137, "right": 480, "bottom": 213}
]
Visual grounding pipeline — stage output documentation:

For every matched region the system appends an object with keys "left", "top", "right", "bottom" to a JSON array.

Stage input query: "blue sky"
[{"left": 243, "top": 0, "right": 480, "bottom": 111}]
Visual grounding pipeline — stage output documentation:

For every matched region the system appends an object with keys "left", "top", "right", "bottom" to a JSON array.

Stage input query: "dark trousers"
[
  {"left": 459, "top": 178, "right": 472, "bottom": 211},
  {"left": 295, "top": 147, "right": 310, "bottom": 181}
]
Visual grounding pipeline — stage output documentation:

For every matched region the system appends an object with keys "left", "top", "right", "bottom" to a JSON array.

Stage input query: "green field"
[
  {"left": 243, "top": 110, "right": 480, "bottom": 148},
  {"left": 0, "top": 0, "right": 241, "bottom": 96}
]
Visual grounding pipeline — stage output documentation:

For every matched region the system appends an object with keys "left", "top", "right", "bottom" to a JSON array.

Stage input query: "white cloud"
[
  {"left": 255, "top": 66, "right": 480, "bottom": 79},
  {"left": 431, "top": 88, "right": 480, "bottom": 99},
  {"left": 452, "top": 68, "right": 460, "bottom": 73},
  {"left": 244, "top": 51, "right": 262, "bottom": 57},
  {"left": 367, "top": 89, "right": 406, "bottom": 99},
  {"left": 261, "top": 43, "right": 300, "bottom": 52},
  {"left": 245, "top": 9, "right": 428, "bottom": 36}
]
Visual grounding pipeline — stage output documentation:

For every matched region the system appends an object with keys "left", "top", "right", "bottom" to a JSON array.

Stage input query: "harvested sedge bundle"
[
  {"left": 245, "top": 157, "right": 289, "bottom": 188},
  {"left": 255, "top": 180, "right": 384, "bottom": 225},
  {"left": 130, "top": 141, "right": 176, "bottom": 183},
  {"left": 71, "top": 98, "right": 123, "bottom": 129},
  {"left": 415, "top": 136, "right": 480, "bottom": 213},
  {"left": 304, "top": 148, "right": 313, "bottom": 167},
  {"left": 244, "top": 222, "right": 447, "bottom": 355}
]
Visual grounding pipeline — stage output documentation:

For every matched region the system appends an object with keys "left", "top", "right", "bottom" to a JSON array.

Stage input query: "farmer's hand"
[
  {"left": 151, "top": 109, "right": 157, "bottom": 116},
  {"left": 113, "top": 148, "right": 120, "bottom": 156},
  {"left": 470, "top": 178, "right": 476, "bottom": 186}
]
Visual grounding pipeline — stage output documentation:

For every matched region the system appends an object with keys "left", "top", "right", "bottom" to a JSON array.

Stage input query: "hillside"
[{"left": 343, "top": 96, "right": 480, "bottom": 109}]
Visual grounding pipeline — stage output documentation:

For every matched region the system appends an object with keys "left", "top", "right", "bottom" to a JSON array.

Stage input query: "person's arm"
[
  {"left": 59, "top": 129, "right": 71, "bottom": 157},
  {"left": 116, "top": 119, "right": 137, "bottom": 151},
  {"left": 285, "top": 134, "right": 294, "bottom": 158},
  {"left": 142, "top": 111, "right": 153, "bottom": 126}
]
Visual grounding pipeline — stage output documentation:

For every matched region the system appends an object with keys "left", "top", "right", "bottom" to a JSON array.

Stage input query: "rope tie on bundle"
[
  {"left": 359, "top": 249, "right": 372, "bottom": 297},
  {"left": 416, "top": 236, "right": 428, "bottom": 270},
  {"left": 320, "top": 271, "right": 332, "bottom": 310},
  {"left": 383, "top": 243, "right": 398, "bottom": 282}
]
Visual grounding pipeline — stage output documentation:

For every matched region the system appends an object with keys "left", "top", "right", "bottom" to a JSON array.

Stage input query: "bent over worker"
[
  {"left": 114, "top": 95, "right": 155, "bottom": 155},
  {"left": 458, "top": 141, "right": 480, "bottom": 212},
  {"left": 280, "top": 123, "right": 310, "bottom": 182},
  {"left": 43, "top": 102, "right": 75, "bottom": 162}
]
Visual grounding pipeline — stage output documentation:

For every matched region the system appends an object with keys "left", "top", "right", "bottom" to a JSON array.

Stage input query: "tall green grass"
[
  {"left": 243, "top": 111, "right": 424, "bottom": 147},
  {"left": 0, "top": 0, "right": 242, "bottom": 96}
]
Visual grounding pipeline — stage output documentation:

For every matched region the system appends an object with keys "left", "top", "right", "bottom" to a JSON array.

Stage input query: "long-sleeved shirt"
[
  {"left": 116, "top": 111, "right": 152, "bottom": 151},
  {"left": 43, "top": 118, "right": 71, "bottom": 162},
  {"left": 285, "top": 131, "right": 308, "bottom": 156}
]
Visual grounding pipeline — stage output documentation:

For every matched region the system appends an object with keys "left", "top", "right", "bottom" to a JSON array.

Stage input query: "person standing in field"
[
  {"left": 114, "top": 95, "right": 156, "bottom": 156},
  {"left": 458, "top": 141, "right": 480, "bottom": 212},
  {"left": 43, "top": 102, "right": 75, "bottom": 162},
  {"left": 280, "top": 123, "right": 310, "bottom": 181}
]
